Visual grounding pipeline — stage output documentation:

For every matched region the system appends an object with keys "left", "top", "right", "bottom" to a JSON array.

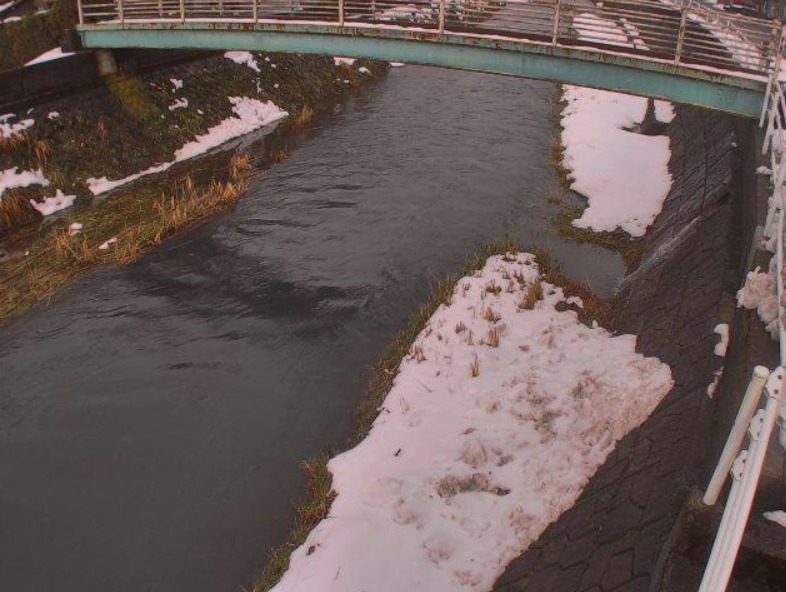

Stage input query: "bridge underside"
[{"left": 77, "top": 23, "right": 766, "bottom": 118}]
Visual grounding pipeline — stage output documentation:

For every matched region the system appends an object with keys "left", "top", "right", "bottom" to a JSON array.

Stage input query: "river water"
[{"left": 0, "top": 66, "right": 624, "bottom": 592}]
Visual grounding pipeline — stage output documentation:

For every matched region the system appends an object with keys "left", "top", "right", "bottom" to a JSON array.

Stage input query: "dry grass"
[
  {"left": 253, "top": 457, "right": 336, "bottom": 592},
  {"left": 519, "top": 280, "right": 543, "bottom": 310},
  {"left": 470, "top": 351, "right": 480, "bottom": 377},
  {"left": 289, "top": 105, "right": 315, "bottom": 132},
  {"left": 0, "top": 156, "right": 252, "bottom": 323}
]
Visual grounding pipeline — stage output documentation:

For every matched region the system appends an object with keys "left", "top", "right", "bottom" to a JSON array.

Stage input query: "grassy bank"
[
  {"left": 253, "top": 239, "right": 607, "bottom": 591},
  {"left": 0, "top": 52, "right": 387, "bottom": 236},
  {"left": 0, "top": 52, "right": 388, "bottom": 323},
  {"left": 0, "top": 0, "right": 77, "bottom": 71}
]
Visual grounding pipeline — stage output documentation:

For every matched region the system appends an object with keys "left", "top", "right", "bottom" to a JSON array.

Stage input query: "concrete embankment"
[{"left": 496, "top": 107, "right": 786, "bottom": 590}]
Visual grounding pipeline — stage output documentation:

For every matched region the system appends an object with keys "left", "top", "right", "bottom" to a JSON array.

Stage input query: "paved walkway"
[{"left": 494, "top": 107, "right": 743, "bottom": 591}]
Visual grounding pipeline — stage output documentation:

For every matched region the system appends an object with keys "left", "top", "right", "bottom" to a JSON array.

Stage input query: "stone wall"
[{"left": 494, "top": 107, "right": 758, "bottom": 591}]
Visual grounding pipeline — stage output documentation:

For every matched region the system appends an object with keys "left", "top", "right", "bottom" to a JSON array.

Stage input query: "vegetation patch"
[
  {"left": 253, "top": 238, "right": 607, "bottom": 591},
  {"left": 553, "top": 207, "right": 643, "bottom": 266},
  {"left": 0, "top": 0, "right": 77, "bottom": 71}
]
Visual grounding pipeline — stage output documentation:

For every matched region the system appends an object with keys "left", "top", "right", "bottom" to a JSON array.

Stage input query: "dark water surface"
[{"left": 0, "top": 66, "right": 624, "bottom": 592}]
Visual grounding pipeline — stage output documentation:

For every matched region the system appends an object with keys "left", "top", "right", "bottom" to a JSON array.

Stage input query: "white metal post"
[
  {"left": 439, "top": 0, "right": 445, "bottom": 34},
  {"left": 253, "top": 0, "right": 258, "bottom": 22},
  {"left": 119, "top": 0, "right": 125, "bottom": 24},
  {"left": 703, "top": 365, "right": 769, "bottom": 505},
  {"left": 552, "top": 0, "right": 561, "bottom": 46},
  {"left": 339, "top": 0, "right": 344, "bottom": 26},
  {"left": 675, "top": 5, "right": 689, "bottom": 66},
  {"left": 180, "top": 0, "right": 185, "bottom": 22},
  {"left": 77, "top": 0, "right": 84, "bottom": 24}
]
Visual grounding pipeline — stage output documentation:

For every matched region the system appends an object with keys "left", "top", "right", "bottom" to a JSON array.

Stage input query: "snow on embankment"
[
  {"left": 272, "top": 253, "right": 673, "bottom": 592},
  {"left": 87, "top": 97, "right": 287, "bottom": 195},
  {"left": 560, "top": 86, "right": 674, "bottom": 238}
]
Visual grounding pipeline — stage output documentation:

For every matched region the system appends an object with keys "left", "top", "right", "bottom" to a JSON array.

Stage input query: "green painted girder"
[{"left": 77, "top": 22, "right": 767, "bottom": 117}]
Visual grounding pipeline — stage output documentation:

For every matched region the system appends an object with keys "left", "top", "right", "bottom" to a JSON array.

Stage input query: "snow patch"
[
  {"left": 168, "top": 98, "right": 189, "bottom": 111},
  {"left": 757, "top": 165, "right": 772, "bottom": 176},
  {"left": 737, "top": 264, "right": 780, "bottom": 339},
  {"left": 170, "top": 78, "right": 183, "bottom": 90},
  {"left": 0, "top": 167, "right": 48, "bottom": 202},
  {"left": 707, "top": 368, "right": 723, "bottom": 398},
  {"left": 560, "top": 86, "right": 673, "bottom": 237},
  {"left": 47, "top": 111, "right": 59, "bottom": 120},
  {"left": 270, "top": 253, "right": 673, "bottom": 592},
  {"left": 68, "top": 222, "right": 83, "bottom": 236},
  {"left": 390, "top": 62, "right": 406, "bottom": 67},
  {"left": 359, "top": 66, "right": 371, "bottom": 74},
  {"left": 25, "top": 47, "right": 74, "bottom": 66},
  {"left": 713, "top": 323, "right": 729, "bottom": 357},
  {"left": 29, "top": 189, "right": 75, "bottom": 216},
  {"left": 763, "top": 510, "right": 786, "bottom": 528},
  {"left": 224, "top": 51, "right": 260, "bottom": 73},
  {"left": 0, "top": 113, "right": 34, "bottom": 139},
  {"left": 87, "top": 97, "right": 287, "bottom": 195},
  {"left": 655, "top": 101, "right": 676, "bottom": 124},
  {"left": 334, "top": 56, "right": 356, "bottom": 66},
  {"left": 98, "top": 237, "right": 117, "bottom": 250}
]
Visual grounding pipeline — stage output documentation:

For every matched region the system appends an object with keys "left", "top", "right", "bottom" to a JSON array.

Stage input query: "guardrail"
[{"left": 77, "top": 0, "right": 781, "bottom": 81}]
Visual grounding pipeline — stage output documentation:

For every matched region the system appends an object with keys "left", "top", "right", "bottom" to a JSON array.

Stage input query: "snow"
[
  {"left": 98, "top": 237, "right": 117, "bottom": 250},
  {"left": 390, "top": 62, "right": 406, "bottom": 67},
  {"left": 757, "top": 165, "right": 772, "bottom": 175},
  {"left": 737, "top": 264, "right": 780, "bottom": 339},
  {"left": 0, "top": 113, "right": 34, "bottom": 139},
  {"left": 224, "top": 50, "right": 260, "bottom": 72},
  {"left": 713, "top": 323, "right": 729, "bottom": 357},
  {"left": 560, "top": 86, "right": 673, "bottom": 237},
  {"left": 572, "top": 13, "right": 630, "bottom": 48},
  {"left": 25, "top": 47, "right": 74, "bottom": 66},
  {"left": 334, "top": 56, "right": 356, "bottom": 66},
  {"left": 29, "top": 189, "right": 76, "bottom": 216},
  {"left": 170, "top": 78, "right": 183, "bottom": 90},
  {"left": 359, "top": 66, "right": 371, "bottom": 74},
  {"left": 87, "top": 97, "right": 287, "bottom": 195},
  {"left": 271, "top": 253, "right": 673, "bottom": 592},
  {"left": 706, "top": 368, "right": 723, "bottom": 398},
  {"left": 763, "top": 510, "right": 786, "bottom": 528},
  {"left": 1, "top": 15, "right": 21, "bottom": 23},
  {"left": 655, "top": 101, "right": 676, "bottom": 124},
  {"left": 48, "top": 111, "right": 59, "bottom": 120},
  {"left": 68, "top": 222, "right": 83, "bottom": 235},
  {"left": 0, "top": 2, "right": 14, "bottom": 13},
  {"left": 0, "top": 167, "right": 48, "bottom": 202},
  {"left": 168, "top": 97, "right": 189, "bottom": 111}
]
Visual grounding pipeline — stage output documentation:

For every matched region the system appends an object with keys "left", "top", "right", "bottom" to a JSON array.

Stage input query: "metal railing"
[
  {"left": 77, "top": 0, "right": 782, "bottom": 80},
  {"left": 698, "top": 30, "right": 786, "bottom": 591}
]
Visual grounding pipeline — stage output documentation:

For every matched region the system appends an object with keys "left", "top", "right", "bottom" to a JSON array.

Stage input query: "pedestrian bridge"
[{"left": 76, "top": 0, "right": 784, "bottom": 117}]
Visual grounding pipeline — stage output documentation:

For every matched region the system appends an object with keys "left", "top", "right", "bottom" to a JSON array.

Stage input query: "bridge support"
[{"left": 95, "top": 49, "right": 118, "bottom": 76}]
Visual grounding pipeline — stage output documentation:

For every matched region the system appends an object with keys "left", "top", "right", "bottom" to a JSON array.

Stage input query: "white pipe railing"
[{"left": 75, "top": 0, "right": 780, "bottom": 81}]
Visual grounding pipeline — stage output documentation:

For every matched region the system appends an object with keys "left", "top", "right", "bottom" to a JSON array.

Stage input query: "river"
[{"left": 0, "top": 65, "right": 624, "bottom": 592}]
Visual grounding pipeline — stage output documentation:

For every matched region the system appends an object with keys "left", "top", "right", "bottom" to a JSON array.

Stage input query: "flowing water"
[{"left": 0, "top": 66, "right": 625, "bottom": 592}]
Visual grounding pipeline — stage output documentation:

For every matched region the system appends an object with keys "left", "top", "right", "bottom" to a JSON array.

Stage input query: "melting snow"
[
  {"left": 68, "top": 222, "right": 83, "bottom": 235},
  {"left": 170, "top": 78, "right": 183, "bottom": 90},
  {"left": 225, "top": 51, "right": 260, "bottom": 73},
  {"left": 87, "top": 97, "right": 287, "bottom": 195},
  {"left": 0, "top": 113, "right": 34, "bottom": 139},
  {"left": 359, "top": 66, "right": 371, "bottom": 74},
  {"left": 713, "top": 323, "right": 729, "bottom": 357},
  {"left": 764, "top": 510, "right": 786, "bottom": 528},
  {"left": 25, "top": 47, "right": 74, "bottom": 66},
  {"left": 168, "top": 97, "right": 189, "bottom": 111},
  {"left": 0, "top": 167, "right": 48, "bottom": 202},
  {"left": 334, "top": 57, "right": 357, "bottom": 66},
  {"left": 737, "top": 264, "right": 780, "bottom": 339},
  {"left": 560, "top": 86, "right": 673, "bottom": 237},
  {"left": 29, "top": 189, "right": 75, "bottom": 216},
  {"left": 271, "top": 253, "right": 673, "bottom": 592},
  {"left": 98, "top": 237, "right": 117, "bottom": 250}
]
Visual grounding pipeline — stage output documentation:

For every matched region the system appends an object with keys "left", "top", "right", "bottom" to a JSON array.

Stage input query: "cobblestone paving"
[{"left": 493, "top": 108, "right": 743, "bottom": 592}]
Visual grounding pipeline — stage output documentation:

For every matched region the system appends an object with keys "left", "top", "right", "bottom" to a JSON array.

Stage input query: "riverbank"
[{"left": 0, "top": 52, "right": 388, "bottom": 323}]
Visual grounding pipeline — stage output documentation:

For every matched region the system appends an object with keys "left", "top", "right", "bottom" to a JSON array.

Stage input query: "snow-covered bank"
[
  {"left": 271, "top": 253, "right": 673, "bottom": 592},
  {"left": 87, "top": 97, "right": 287, "bottom": 195},
  {"left": 560, "top": 86, "right": 674, "bottom": 238}
]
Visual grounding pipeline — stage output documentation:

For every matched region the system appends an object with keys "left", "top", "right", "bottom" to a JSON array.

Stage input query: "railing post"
[
  {"left": 118, "top": 0, "right": 125, "bottom": 24},
  {"left": 339, "top": 0, "right": 344, "bottom": 26},
  {"left": 157, "top": 0, "right": 163, "bottom": 17},
  {"left": 253, "top": 0, "right": 258, "bottom": 23},
  {"left": 761, "top": 23, "right": 786, "bottom": 127},
  {"left": 179, "top": 0, "right": 185, "bottom": 22},
  {"left": 552, "top": 0, "right": 561, "bottom": 46},
  {"left": 439, "top": 0, "right": 445, "bottom": 34},
  {"left": 675, "top": 4, "right": 689, "bottom": 66},
  {"left": 77, "top": 0, "right": 84, "bottom": 24}
]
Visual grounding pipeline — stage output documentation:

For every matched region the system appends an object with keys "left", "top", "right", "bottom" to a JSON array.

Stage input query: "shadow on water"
[{"left": 0, "top": 66, "right": 625, "bottom": 592}]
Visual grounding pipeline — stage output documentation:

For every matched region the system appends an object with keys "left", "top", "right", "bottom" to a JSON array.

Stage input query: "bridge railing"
[{"left": 78, "top": 0, "right": 780, "bottom": 80}]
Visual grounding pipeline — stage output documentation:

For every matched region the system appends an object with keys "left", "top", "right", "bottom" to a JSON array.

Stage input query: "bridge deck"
[{"left": 76, "top": 0, "right": 782, "bottom": 117}]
